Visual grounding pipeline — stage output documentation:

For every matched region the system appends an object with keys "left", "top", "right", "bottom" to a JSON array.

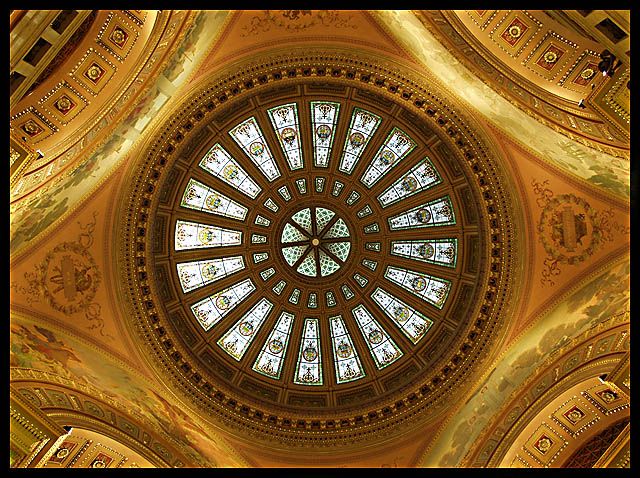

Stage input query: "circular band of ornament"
[
  {"left": 117, "top": 52, "right": 519, "bottom": 444},
  {"left": 508, "top": 25, "right": 522, "bottom": 39},
  {"left": 543, "top": 50, "right": 558, "bottom": 64},
  {"left": 580, "top": 68, "right": 595, "bottom": 80}
]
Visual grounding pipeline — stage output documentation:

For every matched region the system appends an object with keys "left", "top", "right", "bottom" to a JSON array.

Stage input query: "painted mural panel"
[
  {"left": 10, "top": 316, "right": 247, "bottom": 467},
  {"left": 426, "top": 259, "right": 630, "bottom": 467}
]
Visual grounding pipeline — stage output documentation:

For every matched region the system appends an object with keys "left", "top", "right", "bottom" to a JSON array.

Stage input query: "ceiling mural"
[
  {"left": 9, "top": 314, "right": 248, "bottom": 467},
  {"left": 9, "top": 10, "right": 630, "bottom": 468}
]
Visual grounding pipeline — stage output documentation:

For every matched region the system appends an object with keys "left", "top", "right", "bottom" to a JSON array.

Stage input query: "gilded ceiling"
[{"left": 10, "top": 10, "right": 629, "bottom": 468}]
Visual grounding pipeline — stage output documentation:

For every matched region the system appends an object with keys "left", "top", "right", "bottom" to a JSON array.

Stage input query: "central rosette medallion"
[{"left": 280, "top": 206, "right": 351, "bottom": 278}]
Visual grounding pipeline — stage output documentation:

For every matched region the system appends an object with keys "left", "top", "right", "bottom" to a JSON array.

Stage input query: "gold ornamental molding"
[
  {"left": 467, "top": 313, "right": 629, "bottom": 467},
  {"left": 414, "top": 10, "right": 629, "bottom": 158}
]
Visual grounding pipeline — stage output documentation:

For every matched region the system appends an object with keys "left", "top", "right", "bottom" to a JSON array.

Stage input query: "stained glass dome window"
[{"left": 160, "top": 89, "right": 476, "bottom": 401}]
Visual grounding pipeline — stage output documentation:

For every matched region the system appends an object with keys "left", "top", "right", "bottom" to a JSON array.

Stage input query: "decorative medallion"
[
  {"left": 596, "top": 388, "right": 619, "bottom": 404},
  {"left": 48, "top": 441, "right": 78, "bottom": 464},
  {"left": 524, "top": 423, "right": 568, "bottom": 466},
  {"left": 109, "top": 26, "right": 129, "bottom": 48},
  {"left": 563, "top": 406, "right": 586, "bottom": 425},
  {"left": 20, "top": 119, "right": 44, "bottom": 137},
  {"left": 10, "top": 212, "right": 108, "bottom": 337},
  {"left": 97, "top": 12, "right": 138, "bottom": 61},
  {"left": 533, "top": 435, "right": 553, "bottom": 454},
  {"left": 85, "top": 63, "right": 106, "bottom": 84},
  {"left": 501, "top": 17, "right": 529, "bottom": 47},
  {"left": 54, "top": 95, "right": 76, "bottom": 115},
  {"left": 537, "top": 45, "right": 564, "bottom": 70},
  {"left": 533, "top": 179, "right": 627, "bottom": 286}
]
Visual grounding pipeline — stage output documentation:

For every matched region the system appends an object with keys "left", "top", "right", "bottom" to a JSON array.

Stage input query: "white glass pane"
[
  {"left": 229, "top": 117, "right": 281, "bottom": 181},
  {"left": 291, "top": 207, "right": 312, "bottom": 234},
  {"left": 311, "top": 101, "right": 340, "bottom": 168},
  {"left": 217, "top": 298, "right": 274, "bottom": 360},
  {"left": 294, "top": 318, "right": 323, "bottom": 385},
  {"left": 325, "top": 241, "right": 350, "bottom": 262},
  {"left": 190, "top": 278, "right": 255, "bottom": 331},
  {"left": 371, "top": 287, "right": 434, "bottom": 344},
  {"left": 253, "top": 252, "right": 269, "bottom": 263},
  {"left": 361, "top": 127, "right": 417, "bottom": 188},
  {"left": 329, "top": 315, "right": 366, "bottom": 383},
  {"left": 384, "top": 266, "right": 451, "bottom": 309},
  {"left": 352, "top": 304, "right": 403, "bottom": 369},
  {"left": 323, "top": 218, "right": 350, "bottom": 239},
  {"left": 338, "top": 108, "right": 382, "bottom": 174},
  {"left": 176, "top": 256, "right": 245, "bottom": 293},
  {"left": 199, "top": 143, "right": 261, "bottom": 199},
  {"left": 267, "top": 103, "right": 304, "bottom": 171},
  {"left": 388, "top": 196, "right": 456, "bottom": 230},
  {"left": 315, "top": 207, "right": 335, "bottom": 233},
  {"left": 319, "top": 250, "right": 340, "bottom": 277},
  {"left": 282, "top": 245, "right": 309, "bottom": 266},
  {"left": 254, "top": 215, "right": 271, "bottom": 227},
  {"left": 181, "top": 178, "right": 247, "bottom": 220},
  {"left": 281, "top": 223, "right": 308, "bottom": 243},
  {"left": 377, "top": 156, "right": 442, "bottom": 207},
  {"left": 390, "top": 239, "right": 458, "bottom": 267},
  {"left": 297, "top": 252, "right": 317, "bottom": 277},
  {"left": 175, "top": 220, "right": 242, "bottom": 250},
  {"left": 253, "top": 311, "right": 295, "bottom": 379}
]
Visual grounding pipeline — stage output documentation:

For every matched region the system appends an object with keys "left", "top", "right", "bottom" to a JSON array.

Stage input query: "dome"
[{"left": 118, "top": 54, "right": 516, "bottom": 448}]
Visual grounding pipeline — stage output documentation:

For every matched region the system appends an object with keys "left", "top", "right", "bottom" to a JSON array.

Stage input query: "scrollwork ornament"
[{"left": 11, "top": 212, "right": 111, "bottom": 338}]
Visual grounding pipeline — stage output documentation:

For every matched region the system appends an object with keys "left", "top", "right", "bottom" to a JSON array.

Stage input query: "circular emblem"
[
  {"left": 215, "top": 294, "right": 231, "bottom": 310},
  {"left": 411, "top": 277, "right": 427, "bottom": 291},
  {"left": 111, "top": 28, "right": 126, "bottom": 44},
  {"left": 205, "top": 193, "right": 222, "bottom": 210},
  {"left": 200, "top": 264, "right": 219, "bottom": 281},
  {"left": 223, "top": 164, "right": 239, "bottom": 179},
  {"left": 417, "top": 243, "right": 435, "bottom": 259},
  {"left": 349, "top": 132, "right": 365, "bottom": 148},
  {"left": 316, "top": 124, "right": 331, "bottom": 139},
  {"left": 379, "top": 149, "right": 396, "bottom": 166},
  {"left": 414, "top": 208, "right": 432, "bottom": 223},
  {"left": 268, "top": 339, "right": 283, "bottom": 354},
  {"left": 508, "top": 25, "right": 522, "bottom": 38},
  {"left": 280, "top": 127, "right": 297, "bottom": 145},
  {"left": 238, "top": 321, "right": 254, "bottom": 336},
  {"left": 599, "top": 390, "right": 618, "bottom": 403},
  {"left": 536, "top": 437, "right": 552, "bottom": 453},
  {"left": 86, "top": 65, "right": 103, "bottom": 80},
  {"left": 55, "top": 96, "right": 73, "bottom": 113},
  {"left": 543, "top": 51, "right": 558, "bottom": 64},
  {"left": 539, "top": 194, "right": 600, "bottom": 265},
  {"left": 91, "top": 460, "right": 106, "bottom": 468},
  {"left": 393, "top": 306, "right": 411, "bottom": 323},
  {"left": 566, "top": 408, "right": 584, "bottom": 423},
  {"left": 336, "top": 341, "right": 352, "bottom": 358},
  {"left": 40, "top": 241, "right": 101, "bottom": 315},
  {"left": 198, "top": 228, "right": 215, "bottom": 244},
  {"left": 368, "top": 329, "right": 383, "bottom": 344},
  {"left": 55, "top": 448, "right": 70, "bottom": 459},
  {"left": 401, "top": 176, "right": 418, "bottom": 192},
  {"left": 250, "top": 141, "right": 265, "bottom": 156},
  {"left": 303, "top": 346, "right": 318, "bottom": 362},
  {"left": 580, "top": 68, "right": 595, "bottom": 80}
]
